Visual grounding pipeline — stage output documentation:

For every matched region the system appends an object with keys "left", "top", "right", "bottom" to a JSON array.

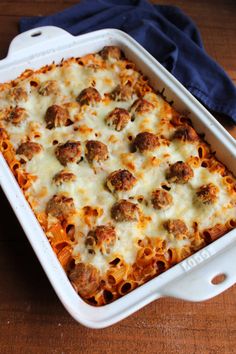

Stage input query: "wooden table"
[{"left": 0, "top": 1, "right": 235, "bottom": 353}]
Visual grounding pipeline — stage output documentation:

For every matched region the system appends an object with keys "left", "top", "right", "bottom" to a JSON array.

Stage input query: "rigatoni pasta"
[{"left": 0, "top": 45, "right": 235, "bottom": 306}]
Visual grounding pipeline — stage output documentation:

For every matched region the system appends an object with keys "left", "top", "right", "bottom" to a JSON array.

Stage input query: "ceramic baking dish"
[{"left": 0, "top": 26, "right": 235, "bottom": 328}]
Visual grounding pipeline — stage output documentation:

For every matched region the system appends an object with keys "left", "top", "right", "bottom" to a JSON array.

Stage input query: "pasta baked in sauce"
[{"left": 0, "top": 46, "right": 235, "bottom": 305}]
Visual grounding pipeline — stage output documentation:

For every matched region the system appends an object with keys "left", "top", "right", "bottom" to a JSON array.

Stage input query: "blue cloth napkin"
[{"left": 20, "top": 0, "right": 236, "bottom": 123}]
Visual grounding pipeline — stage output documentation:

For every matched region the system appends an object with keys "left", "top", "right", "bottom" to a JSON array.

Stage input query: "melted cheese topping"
[{"left": 0, "top": 52, "right": 235, "bottom": 280}]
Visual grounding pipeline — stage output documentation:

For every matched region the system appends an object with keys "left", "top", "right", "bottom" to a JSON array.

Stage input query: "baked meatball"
[
  {"left": 163, "top": 219, "right": 189, "bottom": 237},
  {"left": 11, "top": 87, "right": 28, "bottom": 102},
  {"left": 5, "top": 107, "right": 28, "bottom": 125},
  {"left": 86, "top": 225, "right": 116, "bottom": 253},
  {"left": 196, "top": 183, "right": 219, "bottom": 204},
  {"left": 69, "top": 263, "right": 101, "bottom": 298},
  {"left": 133, "top": 132, "right": 159, "bottom": 153},
  {"left": 16, "top": 142, "right": 42, "bottom": 161},
  {"left": 76, "top": 87, "right": 101, "bottom": 106},
  {"left": 106, "top": 169, "right": 137, "bottom": 193},
  {"left": 99, "top": 46, "right": 124, "bottom": 60},
  {"left": 38, "top": 80, "right": 60, "bottom": 96},
  {"left": 46, "top": 194, "right": 75, "bottom": 220},
  {"left": 85, "top": 140, "right": 108, "bottom": 163},
  {"left": 166, "top": 161, "right": 194, "bottom": 184},
  {"left": 151, "top": 189, "right": 173, "bottom": 210},
  {"left": 106, "top": 108, "right": 131, "bottom": 131},
  {"left": 173, "top": 125, "right": 198, "bottom": 142},
  {"left": 111, "top": 199, "right": 139, "bottom": 222},
  {"left": 45, "top": 104, "right": 70, "bottom": 129},
  {"left": 53, "top": 170, "right": 76, "bottom": 186},
  {"left": 55, "top": 140, "right": 81, "bottom": 166},
  {"left": 109, "top": 84, "right": 133, "bottom": 101},
  {"left": 130, "top": 98, "right": 154, "bottom": 115}
]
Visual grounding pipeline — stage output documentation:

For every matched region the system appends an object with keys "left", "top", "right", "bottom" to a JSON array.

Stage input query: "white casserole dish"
[{"left": 0, "top": 26, "right": 235, "bottom": 328}]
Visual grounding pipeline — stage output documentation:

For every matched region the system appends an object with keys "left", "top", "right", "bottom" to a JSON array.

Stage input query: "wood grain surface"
[{"left": 0, "top": 1, "right": 235, "bottom": 353}]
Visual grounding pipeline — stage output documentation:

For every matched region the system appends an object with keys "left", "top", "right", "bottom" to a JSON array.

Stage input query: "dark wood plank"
[{"left": 0, "top": 1, "right": 235, "bottom": 353}]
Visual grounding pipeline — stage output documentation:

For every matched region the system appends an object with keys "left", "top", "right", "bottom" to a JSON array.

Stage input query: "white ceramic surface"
[{"left": 0, "top": 27, "right": 235, "bottom": 328}]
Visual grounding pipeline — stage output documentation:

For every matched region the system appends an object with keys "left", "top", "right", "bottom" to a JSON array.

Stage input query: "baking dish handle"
[
  {"left": 7, "top": 26, "right": 74, "bottom": 59},
  {"left": 159, "top": 239, "right": 236, "bottom": 301}
]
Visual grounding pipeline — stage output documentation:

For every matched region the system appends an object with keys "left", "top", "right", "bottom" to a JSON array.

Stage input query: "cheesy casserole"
[{"left": 0, "top": 46, "right": 235, "bottom": 305}]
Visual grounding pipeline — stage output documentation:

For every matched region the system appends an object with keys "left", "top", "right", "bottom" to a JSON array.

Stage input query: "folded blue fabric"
[{"left": 20, "top": 0, "right": 236, "bottom": 123}]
